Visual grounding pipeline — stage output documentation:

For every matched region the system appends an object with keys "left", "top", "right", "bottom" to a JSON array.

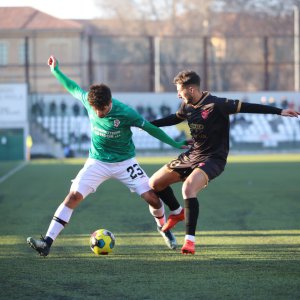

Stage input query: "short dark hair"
[
  {"left": 173, "top": 70, "right": 201, "bottom": 87},
  {"left": 88, "top": 84, "right": 112, "bottom": 109}
]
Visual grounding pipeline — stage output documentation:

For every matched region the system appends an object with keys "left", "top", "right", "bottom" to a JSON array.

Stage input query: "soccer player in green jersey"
[{"left": 27, "top": 56, "right": 188, "bottom": 257}]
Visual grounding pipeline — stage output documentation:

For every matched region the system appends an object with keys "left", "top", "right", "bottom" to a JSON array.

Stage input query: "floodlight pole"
[{"left": 294, "top": 5, "right": 300, "bottom": 91}]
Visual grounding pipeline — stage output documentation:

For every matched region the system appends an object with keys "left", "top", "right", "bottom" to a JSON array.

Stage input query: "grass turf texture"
[{"left": 0, "top": 154, "right": 299, "bottom": 299}]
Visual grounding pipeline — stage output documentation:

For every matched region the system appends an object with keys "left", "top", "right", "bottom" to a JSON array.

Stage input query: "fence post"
[
  {"left": 88, "top": 35, "right": 94, "bottom": 85},
  {"left": 203, "top": 36, "right": 209, "bottom": 90},
  {"left": 294, "top": 5, "right": 300, "bottom": 91},
  {"left": 263, "top": 36, "right": 269, "bottom": 90},
  {"left": 149, "top": 36, "right": 155, "bottom": 92},
  {"left": 25, "top": 36, "right": 30, "bottom": 93},
  {"left": 154, "top": 36, "right": 160, "bottom": 93}
]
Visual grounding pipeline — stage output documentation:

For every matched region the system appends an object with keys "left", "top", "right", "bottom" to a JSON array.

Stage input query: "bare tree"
[
  {"left": 92, "top": 0, "right": 296, "bottom": 91},
  {"left": 95, "top": 0, "right": 213, "bottom": 34},
  {"left": 94, "top": 0, "right": 214, "bottom": 90},
  {"left": 214, "top": 0, "right": 299, "bottom": 15}
]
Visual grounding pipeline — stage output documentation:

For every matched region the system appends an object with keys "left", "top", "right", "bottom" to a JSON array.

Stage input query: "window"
[
  {"left": 19, "top": 40, "right": 25, "bottom": 65},
  {"left": 0, "top": 42, "right": 8, "bottom": 65}
]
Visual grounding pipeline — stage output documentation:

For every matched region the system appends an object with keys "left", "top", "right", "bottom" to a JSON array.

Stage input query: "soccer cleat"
[
  {"left": 157, "top": 226, "right": 177, "bottom": 250},
  {"left": 27, "top": 236, "right": 50, "bottom": 257},
  {"left": 161, "top": 208, "right": 185, "bottom": 232},
  {"left": 181, "top": 239, "right": 195, "bottom": 255}
]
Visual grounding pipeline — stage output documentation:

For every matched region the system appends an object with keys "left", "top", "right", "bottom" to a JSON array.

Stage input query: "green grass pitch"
[{"left": 0, "top": 154, "right": 299, "bottom": 299}]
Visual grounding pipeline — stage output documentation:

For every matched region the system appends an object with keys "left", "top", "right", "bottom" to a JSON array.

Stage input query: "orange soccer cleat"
[
  {"left": 181, "top": 239, "right": 195, "bottom": 255},
  {"left": 161, "top": 209, "right": 185, "bottom": 232}
]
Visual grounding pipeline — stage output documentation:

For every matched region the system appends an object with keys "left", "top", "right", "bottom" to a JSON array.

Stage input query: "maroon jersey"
[{"left": 176, "top": 92, "right": 241, "bottom": 162}]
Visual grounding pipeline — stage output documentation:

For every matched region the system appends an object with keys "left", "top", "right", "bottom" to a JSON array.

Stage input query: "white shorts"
[{"left": 70, "top": 157, "right": 151, "bottom": 198}]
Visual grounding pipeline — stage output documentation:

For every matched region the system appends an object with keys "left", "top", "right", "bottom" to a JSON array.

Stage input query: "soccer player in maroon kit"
[{"left": 149, "top": 70, "right": 300, "bottom": 255}]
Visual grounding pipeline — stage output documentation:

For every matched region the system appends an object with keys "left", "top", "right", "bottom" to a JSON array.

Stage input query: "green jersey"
[
  {"left": 83, "top": 96, "right": 146, "bottom": 162},
  {"left": 50, "top": 63, "right": 186, "bottom": 163}
]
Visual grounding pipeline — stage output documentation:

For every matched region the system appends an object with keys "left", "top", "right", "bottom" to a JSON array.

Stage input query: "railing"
[{"left": 0, "top": 35, "right": 297, "bottom": 93}]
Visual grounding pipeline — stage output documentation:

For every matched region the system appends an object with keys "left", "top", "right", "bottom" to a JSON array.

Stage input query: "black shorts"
[{"left": 166, "top": 153, "right": 226, "bottom": 181}]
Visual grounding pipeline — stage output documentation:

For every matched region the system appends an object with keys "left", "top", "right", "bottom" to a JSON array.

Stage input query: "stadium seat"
[{"left": 34, "top": 112, "right": 299, "bottom": 155}]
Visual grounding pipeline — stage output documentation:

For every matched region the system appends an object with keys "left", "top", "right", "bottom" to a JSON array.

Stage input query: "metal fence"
[{"left": 0, "top": 35, "right": 298, "bottom": 93}]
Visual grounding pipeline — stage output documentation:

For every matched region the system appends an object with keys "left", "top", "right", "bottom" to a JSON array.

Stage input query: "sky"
[{"left": 0, "top": 0, "right": 102, "bottom": 19}]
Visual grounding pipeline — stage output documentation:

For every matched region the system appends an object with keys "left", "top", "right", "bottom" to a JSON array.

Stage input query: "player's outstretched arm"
[
  {"left": 150, "top": 114, "right": 182, "bottom": 127},
  {"left": 142, "top": 121, "right": 188, "bottom": 149},
  {"left": 239, "top": 102, "right": 300, "bottom": 118},
  {"left": 281, "top": 108, "right": 300, "bottom": 118},
  {"left": 48, "top": 55, "right": 86, "bottom": 100}
]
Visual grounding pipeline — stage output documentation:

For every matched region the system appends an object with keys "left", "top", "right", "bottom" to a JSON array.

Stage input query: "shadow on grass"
[
  {"left": 0, "top": 235, "right": 300, "bottom": 300},
  {"left": 1, "top": 246, "right": 299, "bottom": 300},
  {"left": 0, "top": 242, "right": 299, "bottom": 261}
]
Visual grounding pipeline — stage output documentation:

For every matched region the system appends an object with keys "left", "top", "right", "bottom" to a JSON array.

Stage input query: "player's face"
[
  {"left": 92, "top": 103, "right": 112, "bottom": 118},
  {"left": 176, "top": 84, "right": 194, "bottom": 105}
]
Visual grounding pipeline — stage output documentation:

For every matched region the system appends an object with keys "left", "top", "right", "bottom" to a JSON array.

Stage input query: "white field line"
[{"left": 0, "top": 161, "right": 27, "bottom": 185}]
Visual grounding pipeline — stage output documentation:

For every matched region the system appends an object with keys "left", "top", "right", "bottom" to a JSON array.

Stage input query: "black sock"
[
  {"left": 45, "top": 236, "right": 53, "bottom": 246},
  {"left": 156, "top": 186, "right": 181, "bottom": 211},
  {"left": 184, "top": 198, "right": 199, "bottom": 236}
]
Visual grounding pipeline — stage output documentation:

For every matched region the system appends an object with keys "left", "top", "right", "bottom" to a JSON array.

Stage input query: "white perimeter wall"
[{"left": 0, "top": 84, "right": 28, "bottom": 160}]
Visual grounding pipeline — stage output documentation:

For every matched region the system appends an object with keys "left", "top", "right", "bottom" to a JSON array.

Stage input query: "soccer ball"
[{"left": 90, "top": 229, "right": 115, "bottom": 255}]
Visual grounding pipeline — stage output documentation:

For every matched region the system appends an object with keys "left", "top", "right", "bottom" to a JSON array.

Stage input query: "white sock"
[
  {"left": 170, "top": 206, "right": 183, "bottom": 215},
  {"left": 149, "top": 201, "right": 166, "bottom": 227},
  {"left": 46, "top": 203, "right": 73, "bottom": 241},
  {"left": 45, "top": 220, "right": 64, "bottom": 241},
  {"left": 185, "top": 235, "right": 195, "bottom": 243}
]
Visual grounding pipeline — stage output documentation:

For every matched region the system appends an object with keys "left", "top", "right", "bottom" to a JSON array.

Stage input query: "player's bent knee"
[
  {"left": 183, "top": 188, "right": 205, "bottom": 198},
  {"left": 148, "top": 178, "right": 157, "bottom": 190},
  {"left": 64, "top": 191, "right": 84, "bottom": 208},
  {"left": 182, "top": 183, "right": 206, "bottom": 199},
  {"left": 141, "top": 190, "right": 161, "bottom": 209},
  {"left": 149, "top": 177, "right": 167, "bottom": 192}
]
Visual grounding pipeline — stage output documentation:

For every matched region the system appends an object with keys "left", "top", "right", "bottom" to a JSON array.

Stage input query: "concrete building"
[{"left": 0, "top": 7, "right": 86, "bottom": 93}]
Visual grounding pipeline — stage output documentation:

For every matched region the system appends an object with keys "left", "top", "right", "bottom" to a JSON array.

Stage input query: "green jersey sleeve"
[
  {"left": 141, "top": 121, "right": 186, "bottom": 149},
  {"left": 123, "top": 106, "right": 186, "bottom": 149},
  {"left": 50, "top": 64, "right": 89, "bottom": 106}
]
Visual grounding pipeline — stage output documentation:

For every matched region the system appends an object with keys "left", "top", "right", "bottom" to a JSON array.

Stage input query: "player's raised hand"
[
  {"left": 281, "top": 109, "right": 300, "bottom": 118},
  {"left": 48, "top": 55, "right": 57, "bottom": 69}
]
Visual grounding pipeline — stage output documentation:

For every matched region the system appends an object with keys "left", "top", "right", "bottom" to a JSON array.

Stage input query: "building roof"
[{"left": 0, "top": 7, "right": 83, "bottom": 30}]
